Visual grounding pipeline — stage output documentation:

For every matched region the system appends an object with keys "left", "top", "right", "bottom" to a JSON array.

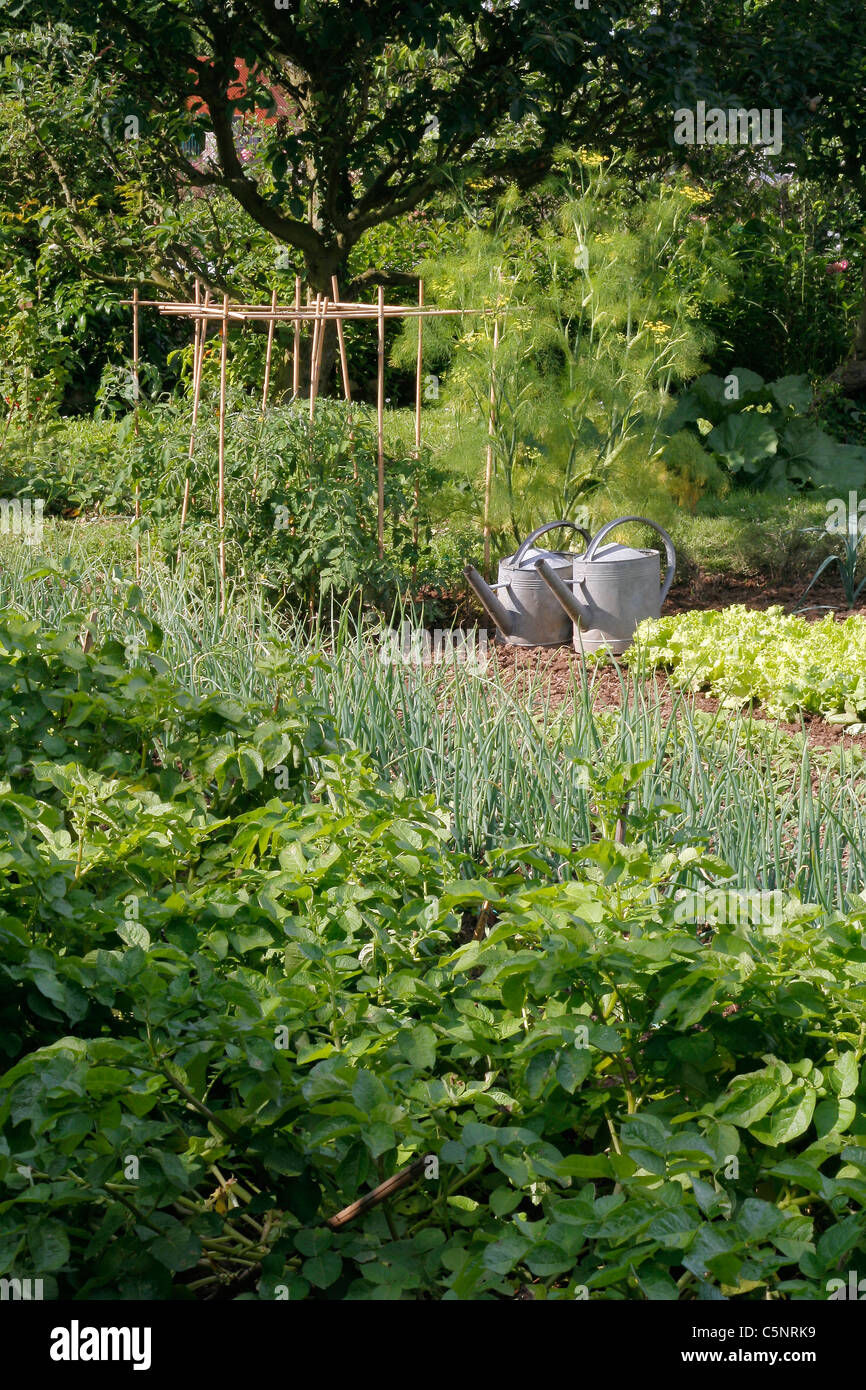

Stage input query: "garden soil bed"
[
  {"left": 663, "top": 568, "right": 866, "bottom": 616},
  {"left": 433, "top": 566, "right": 866, "bottom": 750},
  {"left": 493, "top": 643, "right": 866, "bottom": 752}
]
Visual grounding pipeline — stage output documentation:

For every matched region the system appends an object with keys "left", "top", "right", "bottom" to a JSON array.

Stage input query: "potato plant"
[{"left": 2, "top": 610, "right": 866, "bottom": 1300}]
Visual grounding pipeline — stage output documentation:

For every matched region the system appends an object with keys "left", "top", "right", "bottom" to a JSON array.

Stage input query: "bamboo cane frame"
[
  {"left": 117, "top": 291, "right": 501, "bottom": 595},
  {"left": 217, "top": 293, "right": 229, "bottom": 614},
  {"left": 377, "top": 285, "right": 385, "bottom": 561},
  {"left": 483, "top": 318, "right": 499, "bottom": 579}
]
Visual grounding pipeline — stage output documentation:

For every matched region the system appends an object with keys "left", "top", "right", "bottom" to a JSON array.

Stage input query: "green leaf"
[
  {"left": 28, "top": 1219, "right": 70, "bottom": 1273},
  {"left": 717, "top": 1074, "right": 781, "bottom": 1128},
  {"left": 149, "top": 1224, "right": 201, "bottom": 1272},
  {"left": 302, "top": 1251, "right": 342, "bottom": 1289},
  {"left": 749, "top": 1084, "right": 815, "bottom": 1145},
  {"left": 398, "top": 1025, "right": 437, "bottom": 1071},
  {"left": 829, "top": 1053, "right": 859, "bottom": 1099}
]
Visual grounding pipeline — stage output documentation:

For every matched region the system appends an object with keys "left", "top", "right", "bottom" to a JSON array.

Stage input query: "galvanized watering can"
[
  {"left": 464, "top": 520, "right": 591, "bottom": 647},
  {"left": 536, "top": 515, "right": 676, "bottom": 655}
]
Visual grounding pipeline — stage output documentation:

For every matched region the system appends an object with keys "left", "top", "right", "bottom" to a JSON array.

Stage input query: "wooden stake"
[
  {"left": 308, "top": 294, "right": 330, "bottom": 422},
  {"left": 308, "top": 293, "right": 322, "bottom": 423},
  {"left": 377, "top": 285, "right": 385, "bottom": 561},
  {"left": 132, "top": 287, "right": 140, "bottom": 579},
  {"left": 0, "top": 401, "right": 17, "bottom": 455},
  {"left": 218, "top": 293, "right": 229, "bottom": 614},
  {"left": 414, "top": 279, "right": 423, "bottom": 558},
  {"left": 261, "top": 287, "right": 278, "bottom": 415},
  {"left": 483, "top": 318, "right": 499, "bottom": 580},
  {"left": 331, "top": 275, "right": 352, "bottom": 403},
  {"left": 292, "top": 276, "right": 301, "bottom": 397},
  {"left": 312, "top": 295, "right": 329, "bottom": 405},
  {"left": 331, "top": 274, "right": 357, "bottom": 480},
  {"left": 178, "top": 283, "right": 209, "bottom": 562}
]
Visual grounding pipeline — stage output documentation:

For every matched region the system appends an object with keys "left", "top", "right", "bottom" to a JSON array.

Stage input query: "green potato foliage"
[{"left": 2, "top": 608, "right": 866, "bottom": 1300}]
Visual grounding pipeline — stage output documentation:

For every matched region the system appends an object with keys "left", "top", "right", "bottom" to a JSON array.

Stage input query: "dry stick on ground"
[
  {"left": 178, "top": 282, "right": 208, "bottom": 563},
  {"left": 325, "top": 1156, "right": 429, "bottom": 1232},
  {"left": 132, "top": 287, "right": 141, "bottom": 580},
  {"left": 483, "top": 318, "right": 499, "bottom": 580},
  {"left": 331, "top": 274, "right": 356, "bottom": 481},
  {"left": 217, "top": 293, "right": 229, "bottom": 615},
  {"left": 413, "top": 278, "right": 424, "bottom": 575},
  {"left": 377, "top": 285, "right": 386, "bottom": 560},
  {"left": 292, "top": 276, "right": 301, "bottom": 398}
]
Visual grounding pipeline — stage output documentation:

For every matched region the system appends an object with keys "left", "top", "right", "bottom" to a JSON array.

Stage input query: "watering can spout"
[
  {"left": 464, "top": 565, "right": 514, "bottom": 639},
  {"left": 535, "top": 559, "right": 591, "bottom": 628}
]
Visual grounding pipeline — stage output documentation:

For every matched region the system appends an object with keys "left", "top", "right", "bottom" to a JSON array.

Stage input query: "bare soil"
[{"left": 474, "top": 567, "right": 866, "bottom": 752}]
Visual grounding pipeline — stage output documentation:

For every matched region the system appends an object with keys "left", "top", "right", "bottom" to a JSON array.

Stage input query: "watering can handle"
[
  {"left": 585, "top": 515, "right": 677, "bottom": 603},
  {"left": 514, "top": 520, "right": 591, "bottom": 566}
]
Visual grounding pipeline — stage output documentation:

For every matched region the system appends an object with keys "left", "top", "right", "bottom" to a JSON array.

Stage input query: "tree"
[{"left": 24, "top": 0, "right": 811, "bottom": 297}]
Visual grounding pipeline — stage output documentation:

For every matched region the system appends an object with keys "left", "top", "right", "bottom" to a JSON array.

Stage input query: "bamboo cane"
[
  {"left": 132, "top": 288, "right": 140, "bottom": 579},
  {"left": 312, "top": 295, "right": 329, "bottom": 403},
  {"left": 331, "top": 274, "right": 356, "bottom": 480},
  {"left": 308, "top": 294, "right": 329, "bottom": 422},
  {"left": 261, "top": 287, "right": 278, "bottom": 415},
  {"left": 177, "top": 285, "right": 209, "bottom": 562},
  {"left": 308, "top": 293, "right": 322, "bottom": 424},
  {"left": 0, "top": 401, "right": 17, "bottom": 455},
  {"left": 377, "top": 285, "right": 385, "bottom": 561},
  {"left": 483, "top": 318, "right": 499, "bottom": 580},
  {"left": 292, "top": 276, "right": 301, "bottom": 397},
  {"left": 413, "top": 279, "right": 423, "bottom": 560},
  {"left": 331, "top": 275, "right": 351, "bottom": 403},
  {"left": 217, "top": 293, "right": 229, "bottom": 614}
]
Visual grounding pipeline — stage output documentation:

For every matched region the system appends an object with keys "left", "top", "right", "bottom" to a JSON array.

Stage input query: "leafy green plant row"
[
  {"left": 0, "top": 550, "right": 864, "bottom": 913},
  {"left": 3, "top": 609, "right": 866, "bottom": 1300},
  {"left": 635, "top": 605, "right": 866, "bottom": 730}
]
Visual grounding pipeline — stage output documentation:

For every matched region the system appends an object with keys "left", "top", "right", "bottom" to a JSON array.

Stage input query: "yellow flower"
[
  {"left": 681, "top": 184, "right": 712, "bottom": 204},
  {"left": 645, "top": 321, "right": 671, "bottom": 338},
  {"left": 576, "top": 149, "right": 605, "bottom": 167}
]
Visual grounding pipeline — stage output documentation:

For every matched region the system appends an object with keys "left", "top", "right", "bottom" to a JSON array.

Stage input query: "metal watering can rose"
[
  {"left": 536, "top": 515, "right": 676, "bottom": 655},
  {"left": 463, "top": 520, "right": 591, "bottom": 647}
]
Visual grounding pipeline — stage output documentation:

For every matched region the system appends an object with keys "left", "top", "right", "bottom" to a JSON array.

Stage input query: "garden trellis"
[{"left": 122, "top": 285, "right": 503, "bottom": 609}]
